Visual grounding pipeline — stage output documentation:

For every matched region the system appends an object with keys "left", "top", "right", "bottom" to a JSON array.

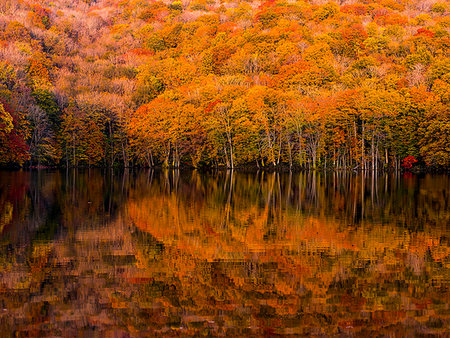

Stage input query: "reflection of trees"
[
  {"left": 0, "top": 170, "right": 448, "bottom": 335},
  {"left": 0, "top": 169, "right": 138, "bottom": 334},
  {"left": 127, "top": 170, "right": 450, "bottom": 334},
  {"left": 0, "top": 170, "right": 59, "bottom": 246},
  {"left": 0, "top": 171, "right": 29, "bottom": 236},
  {"left": 0, "top": 169, "right": 137, "bottom": 245}
]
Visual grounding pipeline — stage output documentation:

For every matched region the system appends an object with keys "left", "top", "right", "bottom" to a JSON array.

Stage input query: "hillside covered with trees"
[{"left": 0, "top": 0, "right": 449, "bottom": 169}]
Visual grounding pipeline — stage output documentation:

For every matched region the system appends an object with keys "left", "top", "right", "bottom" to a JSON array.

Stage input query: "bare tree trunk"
[
  {"left": 174, "top": 144, "right": 179, "bottom": 168},
  {"left": 164, "top": 142, "right": 171, "bottom": 168},
  {"left": 225, "top": 127, "right": 234, "bottom": 169},
  {"left": 73, "top": 134, "right": 76, "bottom": 167},
  {"left": 229, "top": 140, "right": 234, "bottom": 170},
  {"left": 276, "top": 135, "right": 282, "bottom": 166},
  {"left": 224, "top": 146, "right": 230, "bottom": 168},
  {"left": 353, "top": 120, "right": 357, "bottom": 167},
  {"left": 333, "top": 148, "right": 336, "bottom": 169},
  {"left": 121, "top": 138, "right": 128, "bottom": 168},
  {"left": 312, "top": 148, "right": 316, "bottom": 170},
  {"left": 375, "top": 142, "right": 379, "bottom": 171},
  {"left": 361, "top": 121, "right": 365, "bottom": 170},
  {"left": 296, "top": 127, "right": 303, "bottom": 168},
  {"left": 287, "top": 140, "right": 292, "bottom": 169},
  {"left": 267, "top": 130, "right": 275, "bottom": 166},
  {"left": 109, "top": 121, "right": 114, "bottom": 167},
  {"left": 371, "top": 132, "right": 374, "bottom": 171}
]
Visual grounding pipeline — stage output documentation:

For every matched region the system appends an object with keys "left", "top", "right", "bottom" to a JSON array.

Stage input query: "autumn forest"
[{"left": 0, "top": 0, "right": 449, "bottom": 170}]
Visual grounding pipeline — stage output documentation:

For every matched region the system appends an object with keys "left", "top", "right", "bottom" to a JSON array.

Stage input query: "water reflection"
[{"left": 0, "top": 169, "right": 448, "bottom": 335}]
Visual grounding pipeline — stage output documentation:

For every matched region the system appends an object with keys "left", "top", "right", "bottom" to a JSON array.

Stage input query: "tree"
[
  {"left": 60, "top": 106, "right": 105, "bottom": 167},
  {"left": 28, "top": 106, "right": 57, "bottom": 167},
  {"left": 203, "top": 85, "right": 256, "bottom": 169}
]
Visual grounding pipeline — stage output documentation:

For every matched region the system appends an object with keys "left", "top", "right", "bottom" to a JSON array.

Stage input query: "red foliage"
[
  {"left": 258, "top": 0, "right": 276, "bottom": 10},
  {"left": 415, "top": 28, "right": 435, "bottom": 38},
  {"left": 396, "top": 78, "right": 409, "bottom": 89},
  {"left": 218, "top": 22, "right": 238, "bottom": 33},
  {"left": 372, "top": 8, "right": 408, "bottom": 26},
  {"left": 341, "top": 23, "right": 368, "bottom": 55},
  {"left": 28, "top": 4, "right": 51, "bottom": 29},
  {"left": 0, "top": 100, "right": 29, "bottom": 165},
  {"left": 341, "top": 4, "right": 369, "bottom": 15},
  {"left": 401, "top": 155, "right": 418, "bottom": 169},
  {"left": 129, "top": 48, "right": 153, "bottom": 56},
  {"left": 205, "top": 99, "right": 221, "bottom": 113}
]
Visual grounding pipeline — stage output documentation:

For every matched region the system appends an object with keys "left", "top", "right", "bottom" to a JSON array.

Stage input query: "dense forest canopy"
[{"left": 0, "top": 0, "right": 449, "bottom": 169}]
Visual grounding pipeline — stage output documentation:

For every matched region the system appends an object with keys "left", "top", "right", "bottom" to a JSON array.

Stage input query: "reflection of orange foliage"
[
  {"left": 129, "top": 194, "right": 362, "bottom": 264},
  {"left": 0, "top": 170, "right": 448, "bottom": 335},
  {"left": 409, "top": 233, "right": 450, "bottom": 261},
  {"left": 127, "top": 174, "right": 450, "bottom": 327}
]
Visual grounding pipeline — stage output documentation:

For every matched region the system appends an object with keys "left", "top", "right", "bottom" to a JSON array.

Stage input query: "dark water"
[{"left": 0, "top": 169, "right": 449, "bottom": 336}]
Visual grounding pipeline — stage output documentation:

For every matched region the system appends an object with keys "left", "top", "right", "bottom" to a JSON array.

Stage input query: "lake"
[{"left": 0, "top": 169, "right": 448, "bottom": 336}]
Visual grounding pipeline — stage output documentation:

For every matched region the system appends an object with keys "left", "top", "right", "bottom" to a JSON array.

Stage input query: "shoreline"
[{"left": 2, "top": 165, "right": 448, "bottom": 174}]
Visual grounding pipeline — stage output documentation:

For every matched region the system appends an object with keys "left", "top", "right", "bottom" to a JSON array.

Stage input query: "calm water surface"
[{"left": 0, "top": 169, "right": 449, "bottom": 336}]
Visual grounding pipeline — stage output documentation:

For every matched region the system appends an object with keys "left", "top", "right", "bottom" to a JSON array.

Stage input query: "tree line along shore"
[{"left": 0, "top": 0, "right": 449, "bottom": 170}]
